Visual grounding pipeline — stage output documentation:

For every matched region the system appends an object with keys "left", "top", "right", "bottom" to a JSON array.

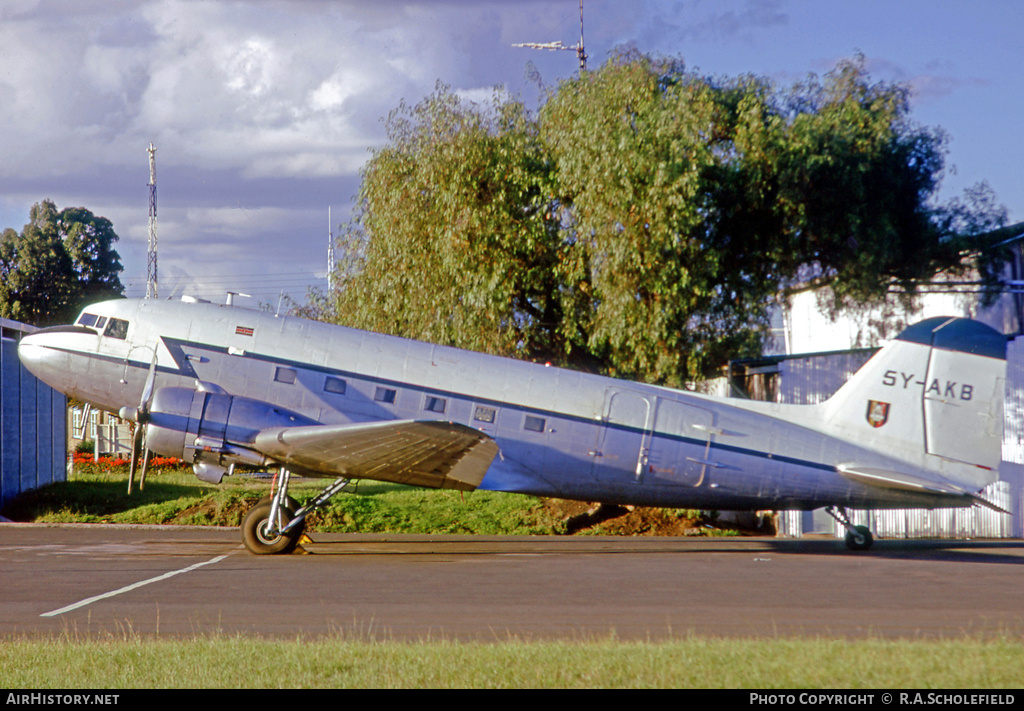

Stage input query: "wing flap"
[
  {"left": 837, "top": 464, "right": 1008, "bottom": 513},
  {"left": 254, "top": 420, "right": 499, "bottom": 491}
]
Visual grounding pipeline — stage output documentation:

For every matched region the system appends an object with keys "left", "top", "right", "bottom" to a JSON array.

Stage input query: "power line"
[{"left": 123, "top": 271, "right": 320, "bottom": 282}]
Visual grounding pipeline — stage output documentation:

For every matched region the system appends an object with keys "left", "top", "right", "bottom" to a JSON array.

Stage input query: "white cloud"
[
  {"left": 0, "top": 1, "right": 427, "bottom": 183},
  {"left": 1, "top": 0, "right": 1017, "bottom": 308}
]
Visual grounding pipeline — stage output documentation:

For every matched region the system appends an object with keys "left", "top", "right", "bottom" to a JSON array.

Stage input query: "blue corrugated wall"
[{"left": 0, "top": 332, "right": 66, "bottom": 509}]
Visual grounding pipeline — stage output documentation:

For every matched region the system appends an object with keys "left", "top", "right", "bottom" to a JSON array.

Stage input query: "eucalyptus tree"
[{"left": 318, "top": 52, "right": 1004, "bottom": 386}]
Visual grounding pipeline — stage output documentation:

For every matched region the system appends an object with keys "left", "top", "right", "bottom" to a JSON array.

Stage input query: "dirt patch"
[
  {"left": 543, "top": 499, "right": 773, "bottom": 536},
  {"left": 171, "top": 496, "right": 259, "bottom": 527}
]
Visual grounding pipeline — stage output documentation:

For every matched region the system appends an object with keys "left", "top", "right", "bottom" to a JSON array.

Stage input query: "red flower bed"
[{"left": 72, "top": 453, "right": 185, "bottom": 469}]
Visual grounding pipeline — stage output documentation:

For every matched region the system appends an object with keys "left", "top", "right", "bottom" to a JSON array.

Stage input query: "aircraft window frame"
[
  {"left": 77, "top": 313, "right": 98, "bottom": 327},
  {"left": 473, "top": 405, "right": 496, "bottom": 424},
  {"left": 324, "top": 376, "right": 347, "bottom": 395},
  {"left": 103, "top": 317, "right": 129, "bottom": 340},
  {"left": 374, "top": 386, "right": 397, "bottom": 404},
  {"left": 424, "top": 396, "right": 447, "bottom": 414},
  {"left": 94, "top": 316, "right": 108, "bottom": 331},
  {"left": 274, "top": 367, "right": 297, "bottom": 385},
  {"left": 523, "top": 415, "right": 546, "bottom": 433}
]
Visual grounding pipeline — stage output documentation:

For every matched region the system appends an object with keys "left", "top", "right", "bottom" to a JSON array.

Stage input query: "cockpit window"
[
  {"left": 103, "top": 317, "right": 130, "bottom": 340},
  {"left": 76, "top": 313, "right": 110, "bottom": 333}
]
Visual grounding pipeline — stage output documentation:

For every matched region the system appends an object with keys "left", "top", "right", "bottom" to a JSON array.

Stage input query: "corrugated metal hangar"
[{"left": 0, "top": 318, "right": 66, "bottom": 509}]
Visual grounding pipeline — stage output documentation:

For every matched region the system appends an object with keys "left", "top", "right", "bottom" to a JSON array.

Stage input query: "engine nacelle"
[{"left": 144, "top": 385, "right": 319, "bottom": 483}]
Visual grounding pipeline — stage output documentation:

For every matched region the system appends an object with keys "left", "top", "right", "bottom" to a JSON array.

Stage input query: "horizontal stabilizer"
[
  {"left": 837, "top": 465, "right": 1009, "bottom": 514},
  {"left": 253, "top": 419, "right": 499, "bottom": 491}
]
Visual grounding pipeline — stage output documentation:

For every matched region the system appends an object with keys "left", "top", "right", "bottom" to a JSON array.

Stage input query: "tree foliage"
[
  {"left": 310, "top": 52, "right": 1005, "bottom": 386},
  {"left": 307, "top": 86, "right": 581, "bottom": 363},
  {"left": 0, "top": 200, "right": 124, "bottom": 326}
]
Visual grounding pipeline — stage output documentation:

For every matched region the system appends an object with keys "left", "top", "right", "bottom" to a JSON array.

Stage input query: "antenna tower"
[
  {"left": 146, "top": 143, "right": 158, "bottom": 299},
  {"left": 327, "top": 207, "right": 335, "bottom": 291},
  {"left": 513, "top": 0, "right": 587, "bottom": 71}
]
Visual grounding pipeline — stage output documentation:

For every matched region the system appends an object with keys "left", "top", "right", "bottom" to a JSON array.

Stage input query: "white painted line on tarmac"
[{"left": 40, "top": 554, "right": 231, "bottom": 617}]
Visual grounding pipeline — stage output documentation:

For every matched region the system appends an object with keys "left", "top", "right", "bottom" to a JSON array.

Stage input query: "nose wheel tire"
[
  {"left": 242, "top": 502, "right": 304, "bottom": 555},
  {"left": 845, "top": 525, "right": 874, "bottom": 551},
  {"left": 257, "top": 494, "right": 301, "bottom": 511}
]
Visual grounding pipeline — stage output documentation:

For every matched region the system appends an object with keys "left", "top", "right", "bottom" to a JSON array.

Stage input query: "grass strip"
[{"left": 1, "top": 634, "right": 1022, "bottom": 688}]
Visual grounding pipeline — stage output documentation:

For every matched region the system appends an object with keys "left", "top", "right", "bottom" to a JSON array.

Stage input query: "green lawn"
[
  {"left": 1, "top": 459, "right": 565, "bottom": 534},
  {"left": 2, "top": 634, "right": 1022, "bottom": 688}
]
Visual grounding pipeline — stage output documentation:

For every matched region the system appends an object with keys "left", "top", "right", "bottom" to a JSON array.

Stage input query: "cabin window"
[
  {"left": 274, "top": 367, "right": 297, "bottom": 384},
  {"left": 473, "top": 406, "right": 496, "bottom": 424},
  {"left": 424, "top": 396, "right": 447, "bottom": 413},
  {"left": 523, "top": 415, "right": 546, "bottom": 433},
  {"left": 324, "top": 376, "right": 347, "bottom": 395},
  {"left": 103, "top": 318, "right": 129, "bottom": 340},
  {"left": 374, "top": 386, "right": 397, "bottom": 404}
]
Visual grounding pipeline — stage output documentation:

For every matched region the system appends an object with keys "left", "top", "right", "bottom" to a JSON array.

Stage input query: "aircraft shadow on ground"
[
  {"left": 289, "top": 532, "right": 1024, "bottom": 566},
  {"left": 761, "top": 537, "right": 1024, "bottom": 565},
  {"left": 0, "top": 479, "right": 232, "bottom": 523}
]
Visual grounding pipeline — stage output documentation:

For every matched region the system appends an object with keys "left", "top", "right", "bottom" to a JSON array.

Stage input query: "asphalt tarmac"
[{"left": 2, "top": 523, "right": 1023, "bottom": 640}]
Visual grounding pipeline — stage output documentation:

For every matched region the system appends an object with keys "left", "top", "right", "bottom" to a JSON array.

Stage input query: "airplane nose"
[{"left": 17, "top": 332, "right": 72, "bottom": 389}]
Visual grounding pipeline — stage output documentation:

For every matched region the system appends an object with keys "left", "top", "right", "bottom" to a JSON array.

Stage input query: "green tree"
[
  {"left": 0, "top": 200, "right": 124, "bottom": 326},
  {"left": 309, "top": 85, "right": 583, "bottom": 363},
  {"left": 314, "top": 52, "right": 1004, "bottom": 386}
]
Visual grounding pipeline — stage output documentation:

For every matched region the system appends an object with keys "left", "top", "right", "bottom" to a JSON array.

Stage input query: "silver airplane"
[{"left": 17, "top": 296, "right": 1008, "bottom": 553}]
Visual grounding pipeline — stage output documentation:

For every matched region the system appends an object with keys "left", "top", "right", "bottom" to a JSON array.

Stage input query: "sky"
[{"left": 0, "top": 0, "right": 1021, "bottom": 305}]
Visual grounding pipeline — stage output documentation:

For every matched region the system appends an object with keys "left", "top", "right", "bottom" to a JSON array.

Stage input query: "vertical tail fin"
[{"left": 821, "top": 317, "right": 1006, "bottom": 488}]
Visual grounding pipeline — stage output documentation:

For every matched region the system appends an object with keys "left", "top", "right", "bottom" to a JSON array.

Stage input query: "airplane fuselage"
[{"left": 19, "top": 297, "right": 1003, "bottom": 515}]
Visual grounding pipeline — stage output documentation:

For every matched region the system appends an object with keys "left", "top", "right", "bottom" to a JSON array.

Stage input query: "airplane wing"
[
  {"left": 836, "top": 465, "right": 1008, "bottom": 513},
  {"left": 252, "top": 419, "right": 499, "bottom": 491}
]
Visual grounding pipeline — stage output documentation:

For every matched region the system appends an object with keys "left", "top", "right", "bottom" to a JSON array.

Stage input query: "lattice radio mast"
[
  {"left": 513, "top": 0, "right": 587, "bottom": 71},
  {"left": 146, "top": 143, "right": 158, "bottom": 299},
  {"left": 327, "top": 207, "right": 335, "bottom": 291}
]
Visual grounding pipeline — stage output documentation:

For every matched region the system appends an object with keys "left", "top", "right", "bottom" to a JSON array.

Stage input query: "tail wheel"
[
  {"left": 242, "top": 502, "right": 305, "bottom": 555},
  {"left": 845, "top": 525, "right": 874, "bottom": 551}
]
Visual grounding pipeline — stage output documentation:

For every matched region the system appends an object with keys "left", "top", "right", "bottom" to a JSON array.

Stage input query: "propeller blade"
[
  {"left": 140, "top": 350, "right": 158, "bottom": 414},
  {"left": 138, "top": 429, "right": 151, "bottom": 491},
  {"left": 127, "top": 349, "right": 158, "bottom": 495},
  {"left": 127, "top": 423, "right": 141, "bottom": 494}
]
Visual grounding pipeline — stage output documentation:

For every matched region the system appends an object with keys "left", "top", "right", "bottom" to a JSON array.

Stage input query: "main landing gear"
[
  {"left": 825, "top": 506, "right": 875, "bottom": 551},
  {"left": 241, "top": 467, "right": 352, "bottom": 554}
]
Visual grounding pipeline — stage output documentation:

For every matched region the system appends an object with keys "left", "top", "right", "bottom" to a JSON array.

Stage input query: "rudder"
[{"left": 821, "top": 317, "right": 1006, "bottom": 486}]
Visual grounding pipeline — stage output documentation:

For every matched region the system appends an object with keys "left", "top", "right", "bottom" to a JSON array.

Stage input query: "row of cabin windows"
[{"left": 272, "top": 367, "right": 546, "bottom": 433}]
